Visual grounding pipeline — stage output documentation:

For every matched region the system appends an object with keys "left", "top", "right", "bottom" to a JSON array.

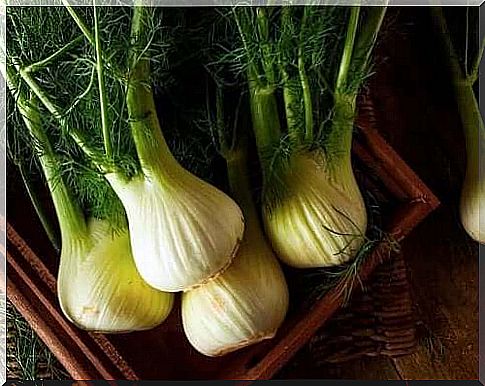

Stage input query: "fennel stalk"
[{"left": 230, "top": 6, "right": 386, "bottom": 268}]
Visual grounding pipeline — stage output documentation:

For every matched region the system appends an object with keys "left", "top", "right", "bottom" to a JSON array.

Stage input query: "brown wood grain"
[
  {"left": 394, "top": 209, "right": 479, "bottom": 380},
  {"left": 371, "top": 9, "right": 479, "bottom": 381},
  {"left": 280, "top": 356, "right": 402, "bottom": 380}
]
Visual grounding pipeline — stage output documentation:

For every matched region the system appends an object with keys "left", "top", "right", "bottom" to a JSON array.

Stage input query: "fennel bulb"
[
  {"left": 250, "top": 85, "right": 367, "bottom": 268},
  {"left": 105, "top": 167, "right": 244, "bottom": 292},
  {"left": 458, "top": 86, "right": 485, "bottom": 243},
  {"left": 430, "top": 8, "right": 485, "bottom": 243},
  {"left": 460, "top": 164, "right": 485, "bottom": 243},
  {"left": 99, "top": 6, "right": 245, "bottom": 292},
  {"left": 263, "top": 150, "right": 367, "bottom": 268},
  {"left": 182, "top": 235, "right": 289, "bottom": 356},
  {"left": 6, "top": 68, "right": 174, "bottom": 332},
  {"left": 225, "top": 7, "right": 384, "bottom": 268},
  {"left": 182, "top": 151, "right": 289, "bottom": 357},
  {"left": 15, "top": 5, "right": 246, "bottom": 292},
  {"left": 58, "top": 219, "right": 174, "bottom": 332}
]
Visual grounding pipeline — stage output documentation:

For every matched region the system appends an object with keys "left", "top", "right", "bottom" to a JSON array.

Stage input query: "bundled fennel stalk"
[
  {"left": 181, "top": 90, "right": 289, "bottom": 357},
  {"left": 7, "top": 4, "right": 245, "bottom": 293},
  {"left": 215, "top": 6, "right": 386, "bottom": 268},
  {"left": 431, "top": 8, "right": 484, "bottom": 244},
  {"left": 5, "top": 65, "right": 174, "bottom": 332}
]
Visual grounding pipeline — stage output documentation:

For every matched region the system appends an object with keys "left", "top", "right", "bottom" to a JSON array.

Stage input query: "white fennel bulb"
[
  {"left": 181, "top": 153, "right": 289, "bottom": 357},
  {"left": 263, "top": 150, "right": 367, "bottom": 268},
  {"left": 238, "top": 7, "right": 383, "bottom": 269},
  {"left": 181, "top": 234, "right": 289, "bottom": 356},
  {"left": 58, "top": 219, "right": 174, "bottom": 332},
  {"left": 460, "top": 170, "right": 485, "bottom": 243},
  {"left": 103, "top": 7, "right": 245, "bottom": 292},
  {"left": 106, "top": 169, "right": 245, "bottom": 292},
  {"left": 430, "top": 7, "right": 484, "bottom": 244}
]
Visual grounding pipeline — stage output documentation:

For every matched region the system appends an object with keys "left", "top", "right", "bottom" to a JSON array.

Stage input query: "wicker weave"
[{"left": 307, "top": 251, "right": 417, "bottom": 365}]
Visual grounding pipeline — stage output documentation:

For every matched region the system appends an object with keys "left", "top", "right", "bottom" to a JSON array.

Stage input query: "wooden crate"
[{"left": 4, "top": 96, "right": 439, "bottom": 380}]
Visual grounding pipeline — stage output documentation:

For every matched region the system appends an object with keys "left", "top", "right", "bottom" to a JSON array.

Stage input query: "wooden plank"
[
  {"left": 392, "top": 208, "right": 479, "bottom": 380},
  {"left": 323, "top": 357, "right": 402, "bottom": 380}
]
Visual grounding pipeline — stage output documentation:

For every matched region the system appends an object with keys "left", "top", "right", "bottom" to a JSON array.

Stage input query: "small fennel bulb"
[
  {"left": 430, "top": 8, "right": 484, "bottom": 243},
  {"left": 460, "top": 167, "right": 485, "bottom": 243},
  {"left": 458, "top": 94, "right": 485, "bottom": 243},
  {"left": 263, "top": 150, "right": 367, "bottom": 268},
  {"left": 181, "top": 237, "right": 289, "bottom": 356},
  {"left": 182, "top": 151, "right": 289, "bottom": 356}
]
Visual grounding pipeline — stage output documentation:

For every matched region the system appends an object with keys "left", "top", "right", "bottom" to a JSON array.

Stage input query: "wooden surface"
[{"left": 279, "top": 8, "right": 479, "bottom": 380}]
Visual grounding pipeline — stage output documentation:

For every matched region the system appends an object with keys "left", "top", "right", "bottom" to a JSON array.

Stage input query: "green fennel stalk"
[
  {"left": 125, "top": 5, "right": 179, "bottom": 174},
  {"left": 5, "top": 67, "right": 87, "bottom": 243},
  {"left": 221, "top": 6, "right": 387, "bottom": 268},
  {"left": 18, "top": 162, "right": 61, "bottom": 252}
]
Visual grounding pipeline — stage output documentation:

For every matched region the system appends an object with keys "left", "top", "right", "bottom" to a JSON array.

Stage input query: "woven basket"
[{"left": 306, "top": 251, "right": 416, "bottom": 365}]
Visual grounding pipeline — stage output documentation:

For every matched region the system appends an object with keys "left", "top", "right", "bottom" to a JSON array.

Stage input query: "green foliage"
[
  {"left": 200, "top": 6, "right": 385, "bottom": 212},
  {"left": 6, "top": 6, "right": 176, "bottom": 231}
]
